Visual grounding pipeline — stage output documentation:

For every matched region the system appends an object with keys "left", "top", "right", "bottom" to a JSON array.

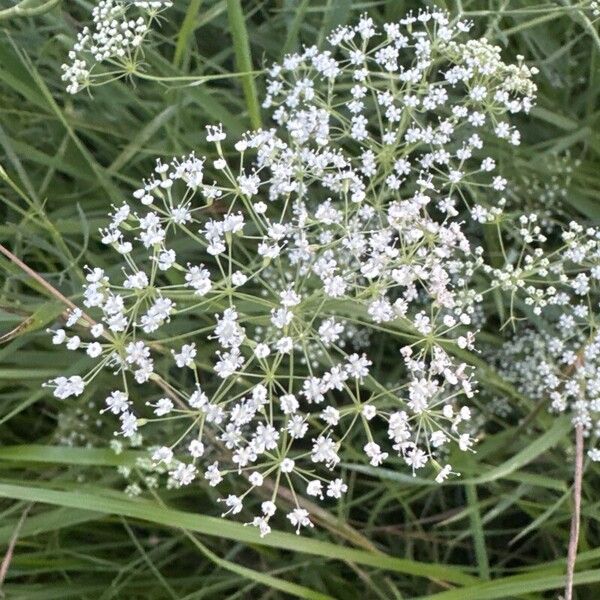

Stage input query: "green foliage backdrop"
[{"left": 0, "top": 1, "right": 599, "bottom": 598}]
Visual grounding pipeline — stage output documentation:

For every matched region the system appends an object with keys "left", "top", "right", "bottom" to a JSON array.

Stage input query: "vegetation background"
[{"left": 0, "top": 0, "right": 599, "bottom": 598}]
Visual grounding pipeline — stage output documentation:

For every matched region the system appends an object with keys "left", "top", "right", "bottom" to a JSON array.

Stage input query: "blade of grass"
[
  {"left": 226, "top": 0, "right": 262, "bottom": 129},
  {"left": 469, "top": 417, "right": 571, "bottom": 485},
  {"left": 0, "top": 481, "right": 477, "bottom": 585},
  {"left": 2, "top": 39, "right": 122, "bottom": 204},
  {"left": 0, "top": 0, "right": 59, "bottom": 21},
  {"left": 0, "top": 445, "right": 143, "bottom": 467},
  {"left": 121, "top": 519, "right": 179, "bottom": 600},
  {"left": 465, "top": 484, "right": 490, "bottom": 580},
  {"left": 173, "top": 0, "right": 204, "bottom": 68},
  {"left": 183, "top": 530, "right": 335, "bottom": 600},
  {"left": 108, "top": 106, "right": 178, "bottom": 174},
  {"left": 0, "top": 507, "right": 101, "bottom": 544},
  {"left": 414, "top": 568, "right": 600, "bottom": 600}
]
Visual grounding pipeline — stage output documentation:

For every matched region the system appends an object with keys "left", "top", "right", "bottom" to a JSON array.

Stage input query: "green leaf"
[
  {"left": 0, "top": 445, "right": 143, "bottom": 466},
  {"left": 0, "top": 507, "right": 102, "bottom": 543},
  {"left": 183, "top": 532, "right": 335, "bottom": 600},
  {"left": 415, "top": 568, "right": 600, "bottom": 600},
  {"left": 0, "top": 480, "right": 476, "bottom": 585},
  {"left": 468, "top": 417, "right": 571, "bottom": 485}
]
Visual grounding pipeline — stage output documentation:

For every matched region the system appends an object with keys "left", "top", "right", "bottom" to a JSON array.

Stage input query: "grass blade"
[
  {"left": 226, "top": 0, "right": 262, "bottom": 129},
  {"left": 465, "top": 484, "right": 490, "bottom": 580},
  {"left": 173, "top": 0, "right": 204, "bottom": 68},
  {"left": 0, "top": 481, "right": 476, "bottom": 585}
]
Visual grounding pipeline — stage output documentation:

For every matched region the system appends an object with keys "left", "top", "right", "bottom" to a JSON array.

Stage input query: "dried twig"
[
  {"left": 0, "top": 505, "right": 31, "bottom": 588},
  {"left": 564, "top": 423, "right": 584, "bottom": 600},
  {"left": 0, "top": 242, "right": 97, "bottom": 328}
]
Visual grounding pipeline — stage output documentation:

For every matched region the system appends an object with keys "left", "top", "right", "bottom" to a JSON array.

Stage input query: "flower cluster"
[
  {"left": 48, "top": 9, "right": 540, "bottom": 535},
  {"left": 505, "top": 152, "right": 579, "bottom": 233},
  {"left": 494, "top": 221, "right": 600, "bottom": 458},
  {"left": 61, "top": 0, "right": 172, "bottom": 94}
]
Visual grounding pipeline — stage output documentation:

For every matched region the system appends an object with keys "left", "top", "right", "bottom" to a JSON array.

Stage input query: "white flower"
[
  {"left": 262, "top": 501, "right": 276, "bottom": 517},
  {"left": 321, "top": 406, "right": 340, "bottom": 426},
  {"left": 204, "top": 462, "right": 222, "bottom": 486},
  {"left": 86, "top": 342, "right": 103, "bottom": 358},
  {"left": 238, "top": 173, "right": 260, "bottom": 197},
  {"left": 188, "top": 440, "right": 205, "bottom": 458},
  {"left": 206, "top": 124, "right": 226, "bottom": 142},
  {"left": 173, "top": 343, "right": 197, "bottom": 368},
  {"left": 364, "top": 442, "right": 388, "bottom": 466},
  {"left": 368, "top": 297, "right": 393, "bottom": 323},
  {"left": 280, "top": 394, "right": 299, "bottom": 415},
  {"left": 185, "top": 265, "right": 212, "bottom": 296},
  {"left": 276, "top": 337, "right": 293, "bottom": 354},
  {"left": 152, "top": 446, "right": 173, "bottom": 464},
  {"left": 171, "top": 463, "right": 197, "bottom": 486},
  {"left": 119, "top": 412, "right": 138, "bottom": 437},
  {"left": 287, "top": 508, "right": 313, "bottom": 534},
  {"left": 318, "top": 318, "right": 344, "bottom": 345},
  {"left": 220, "top": 494, "right": 243, "bottom": 516},
  {"left": 362, "top": 405, "right": 376, "bottom": 420},
  {"left": 51, "top": 329, "right": 66, "bottom": 344},
  {"left": 306, "top": 480, "right": 323, "bottom": 498},
  {"left": 404, "top": 448, "right": 427, "bottom": 470},
  {"left": 189, "top": 388, "right": 208, "bottom": 409},
  {"left": 312, "top": 436, "right": 340, "bottom": 468},
  {"left": 254, "top": 343, "right": 271, "bottom": 359},
  {"left": 66, "top": 336, "right": 81, "bottom": 350},
  {"left": 435, "top": 464, "right": 453, "bottom": 483},
  {"left": 152, "top": 398, "right": 174, "bottom": 416},
  {"left": 103, "top": 391, "right": 129, "bottom": 414},
  {"left": 47, "top": 375, "right": 85, "bottom": 400},
  {"left": 47, "top": 9, "right": 544, "bottom": 536},
  {"left": 430, "top": 431, "right": 448, "bottom": 448},
  {"left": 249, "top": 471, "right": 264, "bottom": 486},
  {"left": 326, "top": 478, "right": 348, "bottom": 499},
  {"left": 231, "top": 271, "right": 248, "bottom": 286},
  {"left": 458, "top": 434, "right": 474, "bottom": 451},
  {"left": 280, "top": 458, "right": 295, "bottom": 473}
]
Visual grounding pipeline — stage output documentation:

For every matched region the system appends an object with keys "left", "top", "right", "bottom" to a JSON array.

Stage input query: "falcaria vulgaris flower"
[
  {"left": 47, "top": 8, "right": 541, "bottom": 535},
  {"left": 490, "top": 219, "right": 600, "bottom": 459}
]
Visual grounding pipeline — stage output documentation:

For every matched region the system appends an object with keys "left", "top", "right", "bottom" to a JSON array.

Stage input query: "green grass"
[{"left": 1, "top": 1, "right": 600, "bottom": 598}]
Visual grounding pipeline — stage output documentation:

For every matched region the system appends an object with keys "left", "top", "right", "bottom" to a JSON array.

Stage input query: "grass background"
[{"left": 0, "top": 0, "right": 599, "bottom": 598}]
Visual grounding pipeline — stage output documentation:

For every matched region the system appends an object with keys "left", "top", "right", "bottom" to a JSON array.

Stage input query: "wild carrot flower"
[{"left": 49, "top": 8, "right": 542, "bottom": 534}]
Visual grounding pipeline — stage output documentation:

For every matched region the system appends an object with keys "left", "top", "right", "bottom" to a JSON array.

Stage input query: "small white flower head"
[
  {"left": 327, "top": 478, "right": 348, "bottom": 499},
  {"left": 188, "top": 439, "right": 205, "bottom": 458},
  {"left": 362, "top": 405, "right": 376, "bottom": 420},
  {"left": 287, "top": 508, "right": 313, "bottom": 534},
  {"left": 172, "top": 343, "right": 197, "bottom": 368},
  {"left": 220, "top": 494, "right": 243, "bottom": 516},
  {"left": 254, "top": 343, "right": 271, "bottom": 359},
  {"left": 249, "top": 471, "right": 264, "bottom": 486},
  {"left": 364, "top": 442, "right": 388, "bottom": 467},
  {"left": 152, "top": 446, "right": 173, "bottom": 465},
  {"left": 171, "top": 463, "right": 197, "bottom": 487},
  {"left": 435, "top": 464, "right": 453, "bottom": 483},
  {"left": 306, "top": 480, "right": 323, "bottom": 498},
  {"left": 61, "top": 0, "right": 173, "bottom": 94}
]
